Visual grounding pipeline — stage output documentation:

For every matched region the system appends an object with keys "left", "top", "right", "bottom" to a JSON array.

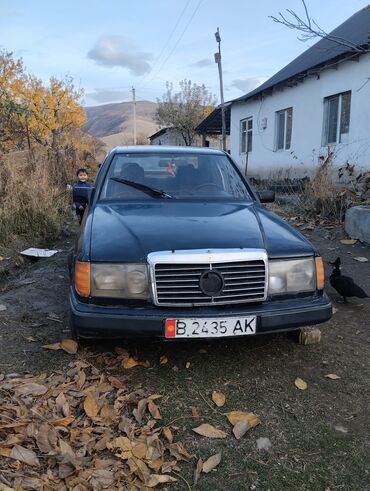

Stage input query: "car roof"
[{"left": 109, "top": 145, "right": 226, "bottom": 155}]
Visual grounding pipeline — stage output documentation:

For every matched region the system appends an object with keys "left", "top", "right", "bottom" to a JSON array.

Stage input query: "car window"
[{"left": 100, "top": 152, "right": 252, "bottom": 200}]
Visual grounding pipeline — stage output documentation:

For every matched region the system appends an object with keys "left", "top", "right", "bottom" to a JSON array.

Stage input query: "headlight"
[
  {"left": 91, "top": 263, "right": 149, "bottom": 299},
  {"left": 268, "top": 258, "right": 315, "bottom": 294}
]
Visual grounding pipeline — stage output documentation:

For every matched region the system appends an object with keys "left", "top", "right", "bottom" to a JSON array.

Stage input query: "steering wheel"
[{"left": 194, "top": 183, "right": 223, "bottom": 191}]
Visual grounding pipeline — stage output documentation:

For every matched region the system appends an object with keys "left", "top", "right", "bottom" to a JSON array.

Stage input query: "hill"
[{"left": 84, "top": 100, "right": 158, "bottom": 146}]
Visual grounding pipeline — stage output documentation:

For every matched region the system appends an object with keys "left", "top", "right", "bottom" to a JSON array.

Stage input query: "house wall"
[{"left": 230, "top": 53, "right": 370, "bottom": 177}]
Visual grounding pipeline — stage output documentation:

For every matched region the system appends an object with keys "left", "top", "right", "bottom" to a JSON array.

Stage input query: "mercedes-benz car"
[{"left": 69, "top": 146, "right": 331, "bottom": 340}]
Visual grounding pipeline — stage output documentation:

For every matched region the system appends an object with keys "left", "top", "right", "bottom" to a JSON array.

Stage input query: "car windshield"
[{"left": 100, "top": 152, "right": 251, "bottom": 200}]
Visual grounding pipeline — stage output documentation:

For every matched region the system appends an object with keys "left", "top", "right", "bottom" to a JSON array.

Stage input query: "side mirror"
[
  {"left": 73, "top": 186, "right": 94, "bottom": 206},
  {"left": 257, "top": 190, "right": 275, "bottom": 203}
]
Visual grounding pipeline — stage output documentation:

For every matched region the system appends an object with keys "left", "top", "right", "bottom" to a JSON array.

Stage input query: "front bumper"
[{"left": 70, "top": 289, "right": 332, "bottom": 339}]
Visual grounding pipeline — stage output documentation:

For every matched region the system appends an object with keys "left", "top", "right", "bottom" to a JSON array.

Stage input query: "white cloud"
[
  {"left": 230, "top": 77, "right": 268, "bottom": 94},
  {"left": 87, "top": 35, "right": 152, "bottom": 76},
  {"left": 85, "top": 87, "right": 131, "bottom": 104},
  {"left": 191, "top": 58, "right": 214, "bottom": 68}
]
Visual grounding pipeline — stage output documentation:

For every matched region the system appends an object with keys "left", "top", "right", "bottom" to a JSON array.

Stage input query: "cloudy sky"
[{"left": 0, "top": 0, "right": 365, "bottom": 106}]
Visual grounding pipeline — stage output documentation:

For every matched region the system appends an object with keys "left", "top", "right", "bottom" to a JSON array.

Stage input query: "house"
[
  {"left": 229, "top": 5, "right": 370, "bottom": 178},
  {"left": 149, "top": 127, "right": 186, "bottom": 146},
  {"left": 148, "top": 126, "right": 227, "bottom": 149},
  {"left": 195, "top": 102, "right": 231, "bottom": 151}
]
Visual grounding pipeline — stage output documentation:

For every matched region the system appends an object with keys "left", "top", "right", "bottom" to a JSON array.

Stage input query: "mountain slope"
[{"left": 84, "top": 101, "right": 158, "bottom": 142}]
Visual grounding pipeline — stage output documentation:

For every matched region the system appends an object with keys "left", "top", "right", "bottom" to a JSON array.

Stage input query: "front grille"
[{"left": 151, "top": 254, "right": 267, "bottom": 306}]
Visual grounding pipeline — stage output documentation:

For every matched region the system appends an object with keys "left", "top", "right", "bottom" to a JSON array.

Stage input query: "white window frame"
[
  {"left": 322, "top": 91, "right": 351, "bottom": 145},
  {"left": 275, "top": 107, "right": 293, "bottom": 151},
  {"left": 240, "top": 117, "right": 253, "bottom": 154}
]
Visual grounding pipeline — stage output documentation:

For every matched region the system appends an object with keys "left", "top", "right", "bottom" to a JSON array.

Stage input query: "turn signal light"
[
  {"left": 315, "top": 256, "right": 325, "bottom": 290},
  {"left": 75, "top": 261, "right": 91, "bottom": 296}
]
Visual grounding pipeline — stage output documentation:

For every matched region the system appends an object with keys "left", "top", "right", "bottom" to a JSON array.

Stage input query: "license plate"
[{"left": 165, "top": 317, "right": 257, "bottom": 338}]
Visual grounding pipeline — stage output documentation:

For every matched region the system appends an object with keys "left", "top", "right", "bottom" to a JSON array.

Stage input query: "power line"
[
  {"left": 143, "top": 0, "right": 192, "bottom": 85},
  {"left": 141, "top": 0, "right": 204, "bottom": 91},
  {"left": 137, "top": 0, "right": 191, "bottom": 90}
]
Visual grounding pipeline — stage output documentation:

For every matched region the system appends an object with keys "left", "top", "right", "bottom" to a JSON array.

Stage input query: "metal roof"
[
  {"left": 232, "top": 5, "right": 370, "bottom": 104},
  {"left": 148, "top": 127, "right": 169, "bottom": 140},
  {"left": 195, "top": 102, "right": 231, "bottom": 134}
]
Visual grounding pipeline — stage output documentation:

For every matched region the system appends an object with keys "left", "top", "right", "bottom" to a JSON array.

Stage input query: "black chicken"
[{"left": 329, "top": 257, "right": 369, "bottom": 302}]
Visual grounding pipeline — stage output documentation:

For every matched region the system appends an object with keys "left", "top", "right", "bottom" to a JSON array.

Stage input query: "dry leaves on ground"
[
  {"left": 225, "top": 411, "right": 261, "bottom": 439},
  {"left": 0, "top": 354, "right": 190, "bottom": 489},
  {"left": 212, "top": 391, "right": 225, "bottom": 407},
  {"left": 192, "top": 423, "right": 227, "bottom": 439},
  {"left": 194, "top": 458, "right": 203, "bottom": 485},
  {"left": 325, "top": 373, "right": 341, "bottom": 380},
  {"left": 295, "top": 377, "right": 308, "bottom": 390},
  {"left": 340, "top": 239, "right": 357, "bottom": 245},
  {"left": 202, "top": 452, "right": 222, "bottom": 473},
  {"left": 42, "top": 339, "right": 78, "bottom": 354}
]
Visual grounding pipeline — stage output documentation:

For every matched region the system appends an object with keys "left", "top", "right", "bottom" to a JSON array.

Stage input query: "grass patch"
[{"left": 0, "top": 150, "right": 71, "bottom": 248}]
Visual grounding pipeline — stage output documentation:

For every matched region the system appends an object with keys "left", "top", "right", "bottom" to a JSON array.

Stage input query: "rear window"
[{"left": 100, "top": 152, "right": 251, "bottom": 200}]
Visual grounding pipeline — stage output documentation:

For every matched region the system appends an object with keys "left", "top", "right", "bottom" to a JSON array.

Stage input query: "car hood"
[{"left": 90, "top": 201, "right": 314, "bottom": 262}]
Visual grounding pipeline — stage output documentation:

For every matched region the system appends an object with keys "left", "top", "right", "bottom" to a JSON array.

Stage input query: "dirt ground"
[{"left": 0, "top": 222, "right": 369, "bottom": 490}]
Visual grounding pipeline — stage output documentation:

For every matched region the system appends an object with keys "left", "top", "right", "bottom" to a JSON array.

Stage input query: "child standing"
[{"left": 73, "top": 168, "right": 92, "bottom": 224}]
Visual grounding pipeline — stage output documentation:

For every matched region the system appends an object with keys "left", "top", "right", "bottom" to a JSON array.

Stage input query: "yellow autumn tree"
[
  {"left": 23, "top": 76, "right": 86, "bottom": 149},
  {"left": 0, "top": 51, "right": 27, "bottom": 151}
]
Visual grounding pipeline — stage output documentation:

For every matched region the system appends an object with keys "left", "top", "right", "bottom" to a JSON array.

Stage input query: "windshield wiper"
[{"left": 110, "top": 177, "right": 175, "bottom": 199}]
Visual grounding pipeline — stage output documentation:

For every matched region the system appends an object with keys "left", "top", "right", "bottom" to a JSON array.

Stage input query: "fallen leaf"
[
  {"left": 10, "top": 445, "right": 40, "bottom": 467},
  {"left": 84, "top": 390, "right": 99, "bottom": 418},
  {"left": 232, "top": 420, "right": 250, "bottom": 439},
  {"left": 334, "top": 425, "right": 348, "bottom": 434},
  {"left": 294, "top": 377, "right": 308, "bottom": 390},
  {"left": 123, "top": 357, "right": 140, "bottom": 369},
  {"left": 36, "top": 423, "right": 58, "bottom": 453},
  {"left": 146, "top": 474, "right": 177, "bottom": 487},
  {"left": 169, "top": 442, "right": 192, "bottom": 461},
  {"left": 16, "top": 382, "right": 48, "bottom": 397},
  {"left": 194, "top": 457, "right": 203, "bottom": 485},
  {"left": 325, "top": 373, "right": 340, "bottom": 380},
  {"left": 123, "top": 357, "right": 150, "bottom": 369},
  {"left": 353, "top": 256, "right": 368, "bottom": 262},
  {"left": 192, "top": 423, "right": 227, "bottom": 439},
  {"left": 59, "top": 439, "right": 75, "bottom": 459},
  {"left": 42, "top": 342, "right": 61, "bottom": 351},
  {"left": 107, "top": 436, "right": 132, "bottom": 460},
  {"left": 340, "top": 239, "right": 357, "bottom": 245},
  {"left": 0, "top": 256, "right": 4, "bottom": 261},
  {"left": 148, "top": 399, "right": 161, "bottom": 420},
  {"left": 202, "top": 452, "right": 221, "bottom": 473},
  {"left": 186, "top": 361, "right": 191, "bottom": 369},
  {"left": 256, "top": 437, "right": 272, "bottom": 451},
  {"left": 191, "top": 407, "right": 200, "bottom": 419},
  {"left": 60, "top": 339, "right": 78, "bottom": 354},
  {"left": 23, "top": 335, "right": 36, "bottom": 342},
  {"left": 159, "top": 355, "right": 168, "bottom": 365},
  {"left": 133, "top": 398, "right": 147, "bottom": 423},
  {"left": 49, "top": 416, "right": 74, "bottom": 427},
  {"left": 212, "top": 391, "right": 225, "bottom": 407},
  {"left": 0, "top": 446, "right": 11, "bottom": 457},
  {"left": 225, "top": 411, "right": 261, "bottom": 428},
  {"left": 162, "top": 427, "right": 173, "bottom": 444},
  {"left": 131, "top": 441, "right": 147, "bottom": 459}
]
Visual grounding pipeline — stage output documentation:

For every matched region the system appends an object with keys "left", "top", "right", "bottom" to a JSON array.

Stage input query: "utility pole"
[
  {"left": 214, "top": 27, "right": 226, "bottom": 151},
  {"left": 131, "top": 86, "right": 137, "bottom": 145}
]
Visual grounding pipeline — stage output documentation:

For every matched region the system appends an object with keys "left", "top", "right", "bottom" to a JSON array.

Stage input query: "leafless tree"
[
  {"left": 156, "top": 80, "right": 216, "bottom": 146},
  {"left": 269, "top": 0, "right": 369, "bottom": 54}
]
